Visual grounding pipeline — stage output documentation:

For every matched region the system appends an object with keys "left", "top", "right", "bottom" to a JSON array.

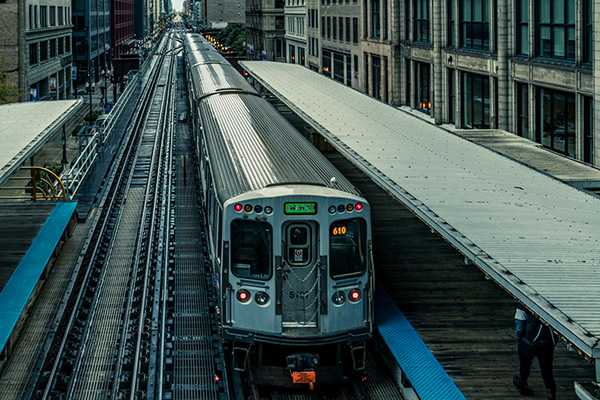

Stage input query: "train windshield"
[
  {"left": 329, "top": 218, "right": 367, "bottom": 278},
  {"left": 230, "top": 219, "right": 273, "bottom": 280}
]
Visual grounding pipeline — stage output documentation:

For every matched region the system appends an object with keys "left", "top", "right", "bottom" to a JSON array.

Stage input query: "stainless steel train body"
[{"left": 183, "top": 33, "right": 374, "bottom": 373}]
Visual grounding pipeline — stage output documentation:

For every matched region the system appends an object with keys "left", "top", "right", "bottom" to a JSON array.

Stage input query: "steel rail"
[{"left": 125, "top": 33, "right": 178, "bottom": 400}]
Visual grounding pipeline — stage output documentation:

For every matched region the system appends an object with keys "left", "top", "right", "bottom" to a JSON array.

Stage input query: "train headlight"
[
  {"left": 346, "top": 203, "right": 354, "bottom": 212},
  {"left": 264, "top": 206, "right": 273, "bottom": 215},
  {"left": 328, "top": 205, "right": 337, "bottom": 214},
  {"left": 236, "top": 289, "right": 251, "bottom": 303},
  {"left": 255, "top": 291, "right": 270, "bottom": 305},
  {"left": 348, "top": 288, "right": 361, "bottom": 302},
  {"left": 244, "top": 204, "right": 253, "bottom": 213},
  {"left": 332, "top": 291, "right": 345, "bottom": 305}
]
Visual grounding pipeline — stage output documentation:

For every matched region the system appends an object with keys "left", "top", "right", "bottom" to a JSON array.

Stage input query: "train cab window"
[
  {"left": 231, "top": 220, "right": 272, "bottom": 280},
  {"left": 329, "top": 218, "right": 367, "bottom": 278}
]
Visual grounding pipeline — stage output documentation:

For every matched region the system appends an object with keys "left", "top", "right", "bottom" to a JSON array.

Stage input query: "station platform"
[
  {"left": 0, "top": 201, "right": 77, "bottom": 362},
  {"left": 241, "top": 61, "right": 599, "bottom": 394},
  {"left": 0, "top": 100, "right": 83, "bottom": 188}
]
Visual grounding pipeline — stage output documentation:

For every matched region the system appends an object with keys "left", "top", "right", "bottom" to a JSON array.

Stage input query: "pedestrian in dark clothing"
[{"left": 513, "top": 306, "right": 557, "bottom": 399}]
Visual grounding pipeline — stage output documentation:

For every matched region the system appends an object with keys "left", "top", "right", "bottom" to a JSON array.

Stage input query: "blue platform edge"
[
  {"left": 0, "top": 201, "right": 77, "bottom": 353},
  {"left": 376, "top": 288, "right": 466, "bottom": 400}
]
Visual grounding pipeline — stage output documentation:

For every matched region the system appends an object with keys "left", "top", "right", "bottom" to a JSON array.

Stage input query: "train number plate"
[{"left": 291, "top": 370, "right": 316, "bottom": 384}]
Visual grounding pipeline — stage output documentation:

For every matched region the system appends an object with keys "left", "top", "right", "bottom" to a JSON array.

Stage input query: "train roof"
[
  {"left": 198, "top": 93, "right": 359, "bottom": 201},
  {"left": 184, "top": 35, "right": 358, "bottom": 202},
  {"left": 190, "top": 63, "right": 255, "bottom": 99}
]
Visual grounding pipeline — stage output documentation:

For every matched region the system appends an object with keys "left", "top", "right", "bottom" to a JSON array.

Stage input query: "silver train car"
[{"left": 183, "top": 33, "right": 374, "bottom": 385}]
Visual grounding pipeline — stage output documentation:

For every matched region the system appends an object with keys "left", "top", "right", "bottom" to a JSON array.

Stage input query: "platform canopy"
[
  {"left": 241, "top": 61, "right": 600, "bottom": 361},
  {"left": 0, "top": 100, "right": 83, "bottom": 186}
]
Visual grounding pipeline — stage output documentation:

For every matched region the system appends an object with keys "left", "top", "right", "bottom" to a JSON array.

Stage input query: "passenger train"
[{"left": 183, "top": 33, "right": 374, "bottom": 386}]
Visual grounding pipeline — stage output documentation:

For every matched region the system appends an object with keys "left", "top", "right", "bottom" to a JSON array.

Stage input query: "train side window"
[
  {"left": 217, "top": 208, "right": 222, "bottom": 259},
  {"left": 230, "top": 219, "right": 272, "bottom": 280},
  {"left": 329, "top": 218, "right": 367, "bottom": 278}
]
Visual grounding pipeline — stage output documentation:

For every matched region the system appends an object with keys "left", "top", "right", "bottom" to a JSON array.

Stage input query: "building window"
[
  {"left": 275, "top": 16, "right": 284, "bottom": 29},
  {"left": 29, "top": 5, "right": 33, "bottom": 29},
  {"left": 371, "top": 0, "right": 381, "bottom": 39},
  {"left": 345, "top": 17, "right": 351, "bottom": 42},
  {"left": 447, "top": 69, "right": 455, "bottom": 123},
  {"left": 40, "top": 5, "right": 47, "bottom": 27},
  {"left": 322, "top": 16, "right": 326, "bottom": 36},
  {"left": 339, "top": 17, "right": 344, "bottom": 40},
  {"left": 34, "top": 5, "right": 38, "bottom": 28},
  {"left": 536, "top": 87, "right": 575, "bottom": 157},
  {"left": 50, "top": 39, "right": 57, "bottom": 58},
  {"left": 327, "top": 17, "right": 331, "bottom": 39},
  {"left": 415, "top": 62, "right": 431, "bottom": 113},
  {"left": 462, "top": 72, "right": 490, "bottom": 128},
  {"left": 333, "top": 53, "right": 344, "bottom": 82},
  {"left": 299, "top": 47, "right": 305, "bottom": 64},
  {"left": 382, "top": 0, "right": 389, "bottom": 40},
  {"left": 382, "top": 56, "right": 388, "bottom": 101},
  {"left": 583, "top": 96, "right": 593, "bottom": 163},
  {"left": 516, "top": 0, "right": 528, "bottom": 55},
  {"left": 289, "top": 44, "right": 296, "bottom": 63},
  {"left": 354, "top": 54, "right": 359, "bottom": 73},
  {"left": 65, "top": 36, "right": 71, "bottom": 53},
  {"left": 333, "top": 17, "right": 337, "bottom": 40},
  {"left": 323, "top": 49, "right": 332, "bottom": 74},
  {"left": 459, "top": 0, "right": 490, "bottom": 50},
  {"left": 346, "top": 55, "right": 352, "bottom": 85},
  {"left": 516, "top": 82, "right": 529, "bottom": 136},
  {"left": 447, "top": 0, "right": 455, "bottom": 46},
  {"left": 583, "top": 0, "right": 592, "bottom": 63},
  {"left": 414, "top": 0, "right": 430, "bottom": 42},
  {"left": 353, "top": 18, "right": 359, "bottom": 43},
  {"left": 40, "top": 41, "right": 48, "bottom": 61},
  {"left": 372, "top": 55, "right": 381, "bottom": 99},
  {"left": 29, "top": 43, "right": 38, "bottom": 65},
  {"left": 536, "top": 0, "right": 575, "bottom": 59},
  {"left": 364, "top": 54, "right": 369, "bottom": 93},
  {"left": 58, "top": 6, "right": 64, "bottom": 25},
  {"left": 49, "top": 6, "right": 56, "bottom": 26},
  {"left": 58, "top": 37, "right": 64, "bottom": 55}
]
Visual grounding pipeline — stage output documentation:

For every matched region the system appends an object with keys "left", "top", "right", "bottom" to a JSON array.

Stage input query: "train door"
[{"left": 281, "top": 222, "right": 320, "bottom": 333}]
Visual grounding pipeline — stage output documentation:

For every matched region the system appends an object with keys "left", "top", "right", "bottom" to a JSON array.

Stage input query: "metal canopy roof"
[
  {"left": 241, "top": 61, "right": 600, "bottom": 360},
  {"left": 0, "top": 100, "right": 83, "bottom": 186}
]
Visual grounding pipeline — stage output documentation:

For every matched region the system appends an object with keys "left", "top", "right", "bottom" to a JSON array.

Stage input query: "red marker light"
[
  {"left": 234, "top": 203, "right": 243, "bottom": 212},
  {"left": 237, "top": 289, "right": 251, "bottom": 303},
  {"left": 355, "top": 202, "right": 364, "bottom": 212},
  {"left": 349, "top": 288, "right": 361, "bottom": 302}
]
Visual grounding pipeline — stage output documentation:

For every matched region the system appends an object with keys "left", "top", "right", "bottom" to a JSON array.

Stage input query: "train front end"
[{"left": 220, "top": 184, "right": 373, "bottom": 385}]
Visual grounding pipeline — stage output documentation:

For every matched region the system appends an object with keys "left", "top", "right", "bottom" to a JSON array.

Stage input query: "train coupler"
[{"left": 350, "top": 343, "right": 366, "bottom": 371}]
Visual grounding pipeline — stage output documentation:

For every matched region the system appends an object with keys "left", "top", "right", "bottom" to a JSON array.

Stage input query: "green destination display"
[{"left": 284, "top": 202, "right": 318, "bottom": 215}]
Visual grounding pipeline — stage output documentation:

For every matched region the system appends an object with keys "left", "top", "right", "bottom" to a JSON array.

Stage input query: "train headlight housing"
[
  {"left": 254, "top": 205, "right": 263, "bottom": 214},
  {"left": 264, "top": 206, "right": 273, "bottom": 215},
  {"left": 337, "top": 204, "right": 346, "bottom": 213},
  {"left": 243, "top": 204, "right": 253, "bottom": 213},
  {"left": 332, "top": 291, "right": 345, "bottom": 305},
  {"left": 255, "top": 291, "right": 270, "bottom": 306},
  {"left": 236, "top": 289, "right": 251, "bottom": 303},
  {"left": 355, "top": 202, "right": 364, "bottom": 212},
  {"left": 234, "top": 203, "right": 243, "bottom": 212},
  {"left": 346, "top": 203, "right": 354, "bottom": 212},
  {"left": 328, "top": 205, "right": 337, "bottom": 214},
  {"left": 348, "top": 288, "right": 361, "bottom": 302}
]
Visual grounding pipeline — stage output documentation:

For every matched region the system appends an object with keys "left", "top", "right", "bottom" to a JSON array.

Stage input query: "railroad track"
[
  {"left": 26, "top": 31, "right": 177, "bottom": 399},
  {"left": 150, "top": 41, "right": 228, "bottom": 400}
]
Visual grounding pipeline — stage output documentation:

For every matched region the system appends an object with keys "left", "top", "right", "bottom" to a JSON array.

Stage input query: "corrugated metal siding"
[
  {"left": 198, "top": 93, "right": 358, "bottom": 201},
  {"left": 241, "top": 61, "right": 600, "bottom": 358}
]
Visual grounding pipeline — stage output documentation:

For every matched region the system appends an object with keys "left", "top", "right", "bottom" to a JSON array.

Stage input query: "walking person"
[{"left": 513, "top": 306, "right": 557, "bottom": 399}]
